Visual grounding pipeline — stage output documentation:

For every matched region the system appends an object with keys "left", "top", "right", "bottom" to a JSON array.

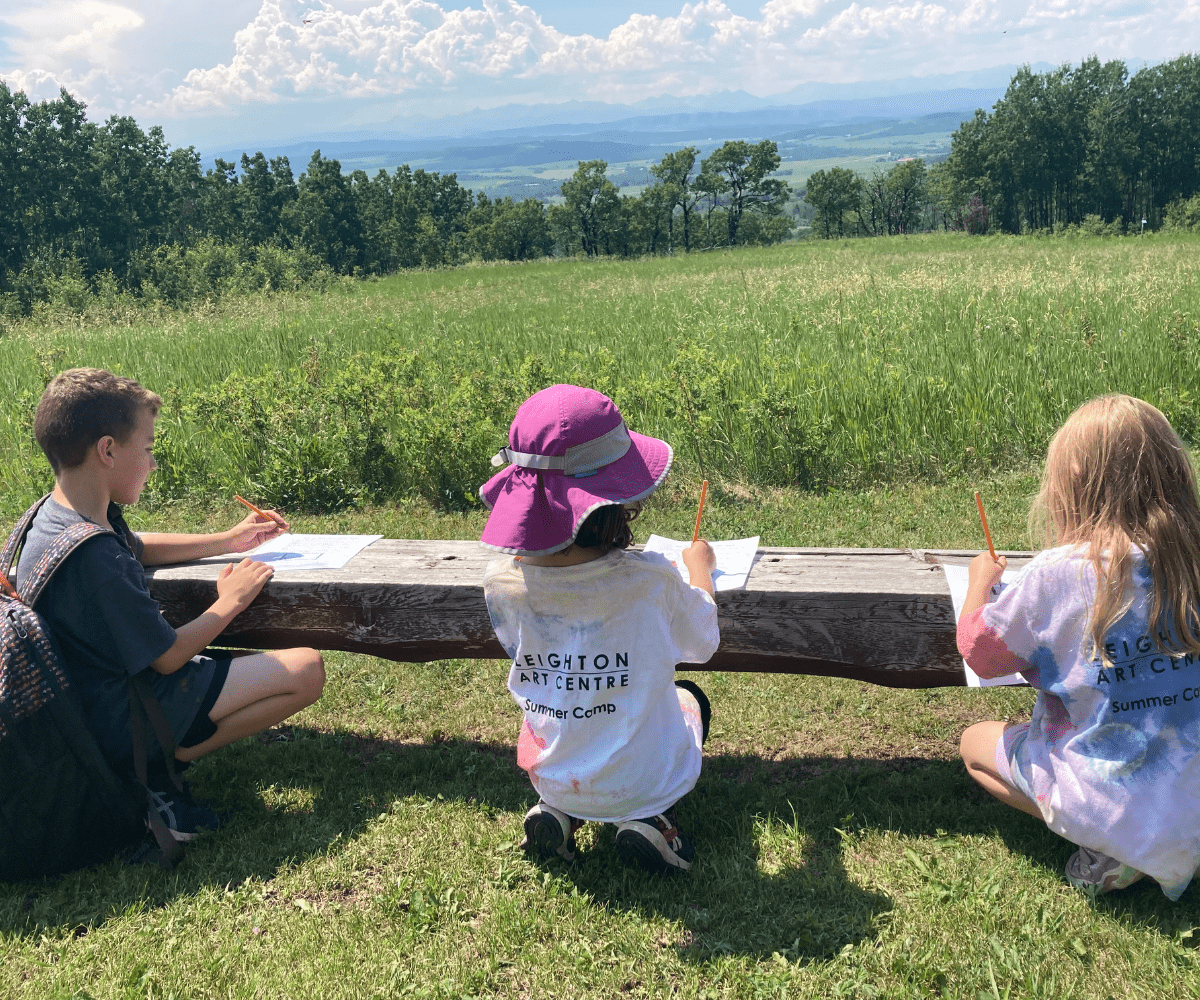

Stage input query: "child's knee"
[
  {"left": 281, "top": 647, "right": 325, "bottom": 704},
  {"left": 299, "top": 649, "right": 325, "bottom": 703},
  {"left": 960, "top": 720, "right": 1001, "bottom": 769}
]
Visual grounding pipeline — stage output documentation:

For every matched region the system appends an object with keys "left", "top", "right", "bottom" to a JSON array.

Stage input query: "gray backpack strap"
[
  {"left": 1, "top": 494, "right": 52, "bottom": 584},
  {"left": 18, "top": 521, "right": 115, "bottom": 608}
]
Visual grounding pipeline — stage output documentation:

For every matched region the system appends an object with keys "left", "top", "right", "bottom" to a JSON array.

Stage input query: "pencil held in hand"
[
  {"left": 974, "top": 491, "right": 998, "bottom": 562},
  {"left": 692, "top": 480, "right": 709, "bottom": 544},
  {"left": 235, "top": 494, "right": 286, "bottom": 531}
]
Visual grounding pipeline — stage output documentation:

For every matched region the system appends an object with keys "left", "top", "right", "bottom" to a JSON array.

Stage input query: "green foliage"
[
  {"left": 1166, "top": 194, "right": 1200, "bottom": 232},
  {"left": 4, "top": 234, "right": 1200, "bottom": 518},
  {"left": 859, "top": 160, "right": 928, "bottom": 236},
  {"left": 465, "top": 196, "right": 553, "bottom": 262},
  {"left": 697, "top": 140, "right": 789, "bottom": 247},
  {"left": 178, "top": 351, "right": 504, "bottom": 512},
  {"left": 805, "top": 168, "right": 863, "bottom": 239},
  {"left": 941, "top": 54, "right": 1200, "bottom": 234},
  {"left": 551, "top": 160, "right": 623, "bottom": 257}
]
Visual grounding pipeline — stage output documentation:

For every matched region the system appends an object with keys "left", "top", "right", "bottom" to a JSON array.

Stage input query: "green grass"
[
  {"left": 4, "top": 485, "right": 1200, "bottom": 999},
  {"left": 5, "top": 235, "right": 1200, "bottom": 997},
  {"left": 3, "top": 650, "right": 1198, "bottom": 998},
  {"left": 3, "top": 232, "right": 1200, "bottom": 518}
]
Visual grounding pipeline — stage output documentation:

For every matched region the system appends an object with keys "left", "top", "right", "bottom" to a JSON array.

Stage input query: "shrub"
[{"left": 1165, "top": 194, "right": 1200, "bottom": 232}]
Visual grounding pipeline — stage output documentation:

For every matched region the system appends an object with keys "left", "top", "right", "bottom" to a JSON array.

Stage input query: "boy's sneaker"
[
  {"left": 615, "top": 806, "right": 695, "bottom": 873},
  {"left": 146, "top": 786, "right": 223, "bottom": 842},
  {"left": 1065, "top": 846, "right": 1145, "bottom": 894},
  {"left": 522, "top": 801, "right": 585, "bottom": 861}
]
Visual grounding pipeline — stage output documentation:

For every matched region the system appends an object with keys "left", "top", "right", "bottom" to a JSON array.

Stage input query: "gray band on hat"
[{"left": 490, "top": 422, "right": 632, "bottom": 476}]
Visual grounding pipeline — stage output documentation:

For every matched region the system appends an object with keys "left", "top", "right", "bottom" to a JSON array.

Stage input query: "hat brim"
[{"left": 479, "top": 430, "right": 672, "bottom": 556}]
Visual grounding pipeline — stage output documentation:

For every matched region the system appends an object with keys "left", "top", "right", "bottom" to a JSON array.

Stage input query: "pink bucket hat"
[{"left": 479, "top": 384, "right": 673, "bottom": 555}]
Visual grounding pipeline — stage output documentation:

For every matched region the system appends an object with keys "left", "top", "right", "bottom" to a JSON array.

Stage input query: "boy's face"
[{"left": 105, "top": 408, "right": 158, "bottom": 505}]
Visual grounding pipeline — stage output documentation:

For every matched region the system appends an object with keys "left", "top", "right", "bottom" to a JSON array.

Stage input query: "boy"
[{"left": 14, "top": 368, "right": 325, "bottom": 840}]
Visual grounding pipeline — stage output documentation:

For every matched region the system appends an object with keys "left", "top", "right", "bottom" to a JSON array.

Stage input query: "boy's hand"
[
  {"left": 216, "top": 558, "right": 274, "bottom": 613},
  {"left": 226, "top": 510, "right": 289, "bottom": 552}
]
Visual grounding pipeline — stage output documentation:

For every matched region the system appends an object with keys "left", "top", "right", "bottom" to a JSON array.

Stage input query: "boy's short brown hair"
[{"left": 34, "top": 368, "right": 162, "bottom": 473}]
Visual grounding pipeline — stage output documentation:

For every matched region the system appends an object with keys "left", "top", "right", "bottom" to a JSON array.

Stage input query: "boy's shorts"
[{"left": 177, "top": 654, "right": 232, "bottom": 749}]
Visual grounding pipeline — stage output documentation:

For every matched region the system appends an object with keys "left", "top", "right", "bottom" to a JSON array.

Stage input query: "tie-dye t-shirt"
[
  {"left": 484, "top": 549, "right": 719, "bottom": 823},
  {"left": 958, "top": 545, "right": 1200, "bottom": 899}
]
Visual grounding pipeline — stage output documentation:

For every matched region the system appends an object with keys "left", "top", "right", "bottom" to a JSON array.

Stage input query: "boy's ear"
[{"left": 94, "top": 435, "right": 117, "bottom": 468}]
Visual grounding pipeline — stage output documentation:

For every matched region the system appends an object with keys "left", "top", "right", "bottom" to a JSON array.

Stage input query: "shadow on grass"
[{"left": 3, "top": 730, "right": 1196, "bottom": 958}]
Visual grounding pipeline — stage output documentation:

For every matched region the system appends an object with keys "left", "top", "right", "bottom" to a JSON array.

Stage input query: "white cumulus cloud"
[
  {"left": 2, "top": 0, "right": 1197, "bottom": 125},
  {"left": 159, "top": 0, "right": 1194, "bottom": 112}
]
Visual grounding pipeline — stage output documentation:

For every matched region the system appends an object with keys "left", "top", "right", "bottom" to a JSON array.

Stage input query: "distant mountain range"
[
  {"left": 197, "top": 60, "right": 1065, "bottom": 159},
  {"left": 208, "top": 88, "right": 1009, "bottom": 174}
]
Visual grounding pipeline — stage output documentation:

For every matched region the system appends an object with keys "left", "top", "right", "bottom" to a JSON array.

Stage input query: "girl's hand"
[
  {"left": 961, "top": 551, "right": 1007, "bottom": 619},
  {"left": 968, "top": 551, "right": 1007, "bottom": 588},
  {"left": 683, "top": 539, "right": 716, "bottom": 575},
  {"left": 682, "top": 539, "right": 717, "bottom": 596},
  {"left": 226, "top": 510, "right": 289, "bottom": 551},
  {"left": 216, "top": 558, "right": 274, "bottom": 614}
]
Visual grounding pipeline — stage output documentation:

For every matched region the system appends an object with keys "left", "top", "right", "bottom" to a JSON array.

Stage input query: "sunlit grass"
[{"left": 3, "top": 233, "right": 1199, "bottom": 519}]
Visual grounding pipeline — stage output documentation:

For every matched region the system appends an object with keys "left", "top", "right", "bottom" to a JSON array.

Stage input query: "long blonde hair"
[{"left": 1032, "top": 395, "right": 1200, "bottom": 665}]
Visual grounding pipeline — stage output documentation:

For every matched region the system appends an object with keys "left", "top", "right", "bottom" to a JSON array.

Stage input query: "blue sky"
[{"left": 0, "top": 1, "right": 1195, "bottom": 146}]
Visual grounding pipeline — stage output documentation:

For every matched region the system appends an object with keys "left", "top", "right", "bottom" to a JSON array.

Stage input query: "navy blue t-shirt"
[{"left": 15, "top": 498, "right": 214, "bottom": 768}]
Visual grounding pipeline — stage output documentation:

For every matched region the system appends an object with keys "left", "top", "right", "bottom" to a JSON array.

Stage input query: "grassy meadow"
[{"left": 3, "top": 233, "right": 1200, "bottom": 998}]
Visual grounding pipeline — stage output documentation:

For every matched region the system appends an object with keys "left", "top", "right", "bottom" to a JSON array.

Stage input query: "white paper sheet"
[
  {"left": 941, "top": 563, "right": 1028, "bottom": 687},
  {"left": 642, "top": 534, "right": 760, "bottom": 591},
  {"left": 204, "top": 533, "right": 382, "bottom": 572}
]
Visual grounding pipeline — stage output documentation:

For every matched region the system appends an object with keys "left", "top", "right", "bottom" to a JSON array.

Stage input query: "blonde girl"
[{"left": 959, "top": 395, "right": 1200, "bottom": 897}]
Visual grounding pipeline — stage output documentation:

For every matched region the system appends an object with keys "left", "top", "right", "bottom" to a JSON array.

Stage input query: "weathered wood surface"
[{"left": 147, "top": 542, "right": 1034, "bottom": 688}]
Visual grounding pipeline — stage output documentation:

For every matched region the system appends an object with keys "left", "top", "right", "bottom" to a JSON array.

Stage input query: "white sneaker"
[
  {"left": 1065, "top": 846, "right": 1144, "bottom": 894},
  {"left": 521, "top": 801, "right": 584, "bottom": 861}
]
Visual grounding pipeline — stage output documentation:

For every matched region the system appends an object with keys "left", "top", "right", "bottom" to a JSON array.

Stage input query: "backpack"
[{"left": 0, "top": 496, "right": 183, "bottom": 881}]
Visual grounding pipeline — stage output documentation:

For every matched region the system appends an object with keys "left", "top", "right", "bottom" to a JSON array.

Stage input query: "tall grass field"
[
  {"left": 3, "top": 232, "right": 1199, "bottom": 516},
  {"left": 3, "top": 233, "right": 1200, "bottom": 999}
]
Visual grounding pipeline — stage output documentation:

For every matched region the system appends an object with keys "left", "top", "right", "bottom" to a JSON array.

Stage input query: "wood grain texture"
[{"left": 147, "top": 542, "right": 1035, "bottom": 688}]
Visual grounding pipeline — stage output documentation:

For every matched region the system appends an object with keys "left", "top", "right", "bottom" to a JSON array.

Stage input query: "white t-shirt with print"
[
  {"left": 484, "top": 549, "right": 720, "bottom": 823},
  {"left": 960, "top": 545, "right": 1200, "bottom": 900}
]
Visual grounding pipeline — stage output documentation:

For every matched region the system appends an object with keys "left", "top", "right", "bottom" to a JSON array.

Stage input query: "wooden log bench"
[{"left": 146, "top": 543, "right": 1034, "bottom": 689}]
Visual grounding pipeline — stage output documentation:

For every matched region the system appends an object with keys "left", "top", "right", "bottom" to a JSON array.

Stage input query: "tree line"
[
  {"left": 0, "top": 82, "right": 792, "bottom": 314},
  {"left": 805, "top": 54, "right": 1200, "bottom": 238}
]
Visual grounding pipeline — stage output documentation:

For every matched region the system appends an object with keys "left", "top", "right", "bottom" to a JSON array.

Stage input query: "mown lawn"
[{"left": 4, "top": 481, "right": 1200, "bottom": 999}]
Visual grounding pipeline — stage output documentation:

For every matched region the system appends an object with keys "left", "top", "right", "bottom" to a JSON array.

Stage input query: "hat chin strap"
[{"left": 491, "top": 422, "right": 632, "bottom": 477}]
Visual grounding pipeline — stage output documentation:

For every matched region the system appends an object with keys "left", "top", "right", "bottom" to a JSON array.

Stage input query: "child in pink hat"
[{"left": 480, "top": 384, "right": 719, "bottom": 873}]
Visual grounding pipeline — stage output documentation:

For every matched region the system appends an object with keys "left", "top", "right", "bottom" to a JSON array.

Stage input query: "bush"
[{"left": 1165, "top": 194, "right": 1200, "bottom": 232}]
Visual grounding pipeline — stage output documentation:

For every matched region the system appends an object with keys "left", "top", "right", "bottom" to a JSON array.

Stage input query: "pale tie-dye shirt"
[
  {"left": 958, "top": 545, "right": 1200, "bottom": 899},
  {"left": 484, "top": 549, "right": 719, "bottom": 823}
]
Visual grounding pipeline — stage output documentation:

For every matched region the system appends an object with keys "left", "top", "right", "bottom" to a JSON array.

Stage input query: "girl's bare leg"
[
  {"left": 176, "top": 648, "right": 325, "bottom": 761},
  {"left": 960, "top": 720, "right": 1043, "bottom": 819}
]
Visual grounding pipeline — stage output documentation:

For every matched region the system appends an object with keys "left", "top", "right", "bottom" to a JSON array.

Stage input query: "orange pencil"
[
  {"left": 692, "top": 480, "right": 709, "bottom": 544},
  {"left": 974, "top": 491, "right": 998, "bottom": 562},
  {"left": 234, "top": 494, "right": 286, "bottom": 531},
  {"left": 0, "top": 569, "right": 19, "bottom": 601}
]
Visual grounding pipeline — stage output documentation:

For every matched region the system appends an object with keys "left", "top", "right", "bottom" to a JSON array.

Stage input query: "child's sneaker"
[
  {"left": 522, "top": 801, "right": 584, "bottom": 861},
  {"left": 615, "top": 806, "right": 695, "bottom": 873},
  {"left": 146, "top": 786, "right": 223, "bottom": 842},
  {"left": 1065, "top": 846, "right": 1145, "bottom": 894}
]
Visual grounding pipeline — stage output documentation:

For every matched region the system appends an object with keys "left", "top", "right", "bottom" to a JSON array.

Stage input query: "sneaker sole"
[
  {"left": 615, "top": 825, "right": 690, "bottom": 873},
  {"left": 524, "top": 811, "right": 574, "bottom": 861},
  {"left": 148, "top": 821, "right": 201, "bottom": 843},
  {"left": 1066, "top": 868, "right": 1145, "bottom": 893}
]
